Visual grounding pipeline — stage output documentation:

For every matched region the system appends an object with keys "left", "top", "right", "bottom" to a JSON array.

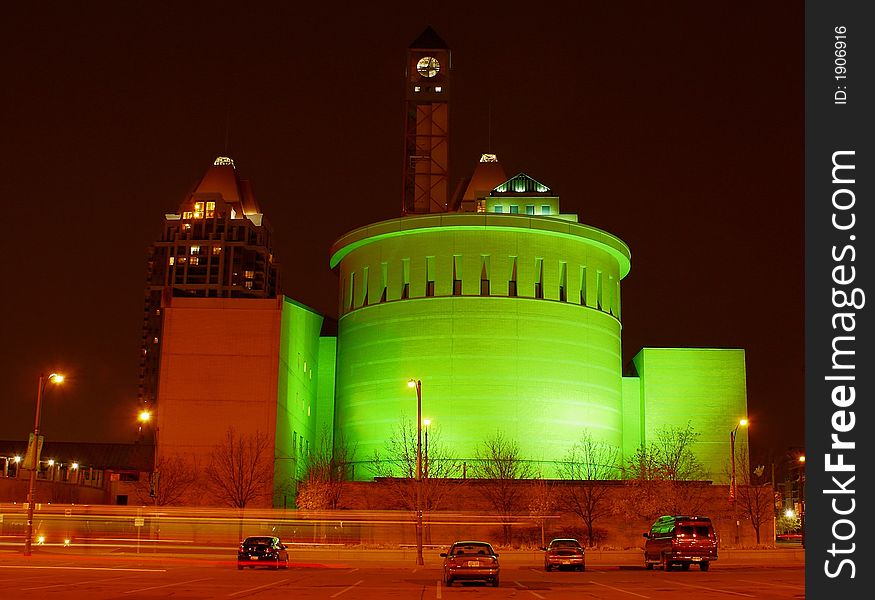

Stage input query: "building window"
[
  {"left": 509, "top": 205, "right": 519, "bottom": 214},
  {"left": 206, "top": 201, "right": 216, "bottom": 218},
  {"left": 182, "top": 211, "right": 193, "bottom": 219},
  {"left": 183, "top": 223, "right": 191, "bottom": 230},
  {"left": 190, "top": 256, "right": 199, "bottom": 265},
  {"left": 453, "top": 279, "right": 462, "bottom": 295},
  {"left": 244, "top": 281, "right": 253, "bottom": 290},
  {"left": 168, "top": 256, "right": 175, "bottom": 266},
  {"left": 212, "top": 246, "right": 221, "bottom": 255},
  {"left": 526, "top": 205, "right": 535, "bottom": 215},
  {"left": 193, "top": 202, "right": 204, "bottom": 219},
  {"left": 153, "top": 337, "right": 159, "bottom": 344},
  {"left": 541, "top": 205, "right": 551, "bottom": 215},
  {"left": 191, "top": 245, "right": 200, "bottom": 255},
  {"left": 245, "top": 270, "right": 254, "bottom": 279},
  {"left": 435, "top": 86, "right": 442, "bottom": 92},
  {"left": 401, "top": 282, "right": 409, "bottom": 299},
  {"left": 494, "top": 205, "right": 503, "bottom": 213},
  {"left": 425, "top": 280, "right": 435, "bottom": 297}
]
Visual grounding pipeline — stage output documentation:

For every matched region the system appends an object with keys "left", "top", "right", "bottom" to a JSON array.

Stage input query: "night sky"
[{"left": 1, "top": 3, "right": 802, "bottom": 462}]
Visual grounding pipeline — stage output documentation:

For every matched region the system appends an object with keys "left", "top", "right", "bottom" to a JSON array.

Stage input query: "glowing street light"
[
  {"left": 407, "top": 378, "right": 424, "bottom": 566},
  {"left": 24, "top": 372, "right": 64, "bottom": 557},
  {"left": 729, "top": 418, "right": 748, "bottom": 546}
]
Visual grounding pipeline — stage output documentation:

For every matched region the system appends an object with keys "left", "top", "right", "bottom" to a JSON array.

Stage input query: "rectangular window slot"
[{"left": 534, "top": 258, "right": 544, "bottom": 299}]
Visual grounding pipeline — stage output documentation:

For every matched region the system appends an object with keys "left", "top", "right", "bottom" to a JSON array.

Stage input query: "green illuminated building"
[{"left": 150, "top": 28, "right": 748, "bottom": 506}]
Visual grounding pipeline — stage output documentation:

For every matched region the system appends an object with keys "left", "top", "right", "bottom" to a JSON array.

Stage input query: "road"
[{"left": 0, "top": 555, "right": 804, "bottom": 599}]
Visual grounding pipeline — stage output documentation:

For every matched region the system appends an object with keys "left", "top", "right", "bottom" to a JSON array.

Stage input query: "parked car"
[
  {"left": 540, "top": 538, "right": 585, "bottom": 571},
  {"left": 643, "top": 515, "right": 717, "bottom": 571},
  {"left": 441, "top": 540, "right": 500, "bottom": 587},
  {"left": 237, "top": 536, "right": 290, "bottom": 570}
]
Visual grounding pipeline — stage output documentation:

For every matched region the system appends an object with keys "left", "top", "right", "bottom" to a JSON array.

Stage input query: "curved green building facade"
[{"left": 330, "top": 210, "right": 633, "bottom": 476}]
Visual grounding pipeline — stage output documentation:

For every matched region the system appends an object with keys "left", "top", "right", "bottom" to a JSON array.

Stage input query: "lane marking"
[
  {"left": 737, "top": 578, "right": 804, "bottom": 589},
  {"left": 227, "top": 578, "right": 291, "bottom": 597},
  {"left": 0, "top": 565, "right": 166, "bottom": 573},
  {"left": 436, "top": 579, "right": 442, "bottom": 599},
  {"left": 513, "top": 580, "right": 546, "bottom": 599},
  {"left": 22, "top": 576, "right": 127, "bottom": 591},
  {"left": 590, "top": 581, "right": 651, "bottom": 598},
  {"left": 672, "top": 580, "right": 756, "bottom": 597},
  {"left": 125, "top": 577, "right": 212, "bottom": 593},
  {"left": 347, "top": 568, "right": 359, "bottom": 574},
  {"left": 330, "top": 579, "right": 363, "bottom": 598}
]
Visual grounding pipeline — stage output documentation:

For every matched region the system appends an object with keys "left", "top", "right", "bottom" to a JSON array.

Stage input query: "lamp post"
[
  {"left": 407, "top": 379, "right": 424, "bottom": 566},
  {"left": 24, "top": 372, "right": 64, "bottom": 557},
  {"left": 729, "top": 418, "right": 748, "bottom": 546},
  {"left": 798, "top": 455, "right": 806, "bottom": 549},
  {"left": 138, "top": 410, "right": 159, "bottom": 505}
]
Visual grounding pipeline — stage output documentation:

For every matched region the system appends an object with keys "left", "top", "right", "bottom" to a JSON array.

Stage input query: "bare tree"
[
  {"left": 370, "top": 419, "right": 459, "bottom": 511},
  {"left": 471, "top": 431, "right": 534, "bottom": 544},
  {"left": 559, "top": 431, "right": 621, "bottom": 547},
  {"left": 527, "top": 477, "right": 557, "bottom": 548},
  {"left": 733, "top": 442, "right": 775, "bottom": 545},
  {"left": 621, "top": 422, "right": 710, "bottom": 519},
  {"left": 134, "top": 454, "right": 199, "bottom": 506},
  {"left": 296, "top": 429, "right": 356, "bottom": 510},
  {"left": 204, "top": 428, "right": 274, "bottom": 508}
]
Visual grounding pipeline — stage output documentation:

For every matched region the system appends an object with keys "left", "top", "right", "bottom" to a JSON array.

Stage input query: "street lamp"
[
  {"left": 407, "top": 378, "right": 424, "bottom": 566},
  {"left": 798, "top": 455, "right": 806, "bottom": 549},
  {"left": 729, "top": 418, "right": 748, "bottom": 546},
  {"left": 138, "top": 409, "right": 159, "bottom": 503},
  {"left": 24, "top": 372, "right": 64, "bottom": 557}
]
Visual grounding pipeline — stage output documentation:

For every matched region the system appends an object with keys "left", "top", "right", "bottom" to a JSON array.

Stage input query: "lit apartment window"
[
  {"left": 153, "top": 337, "right": 159, "bottom": 344},
  {"left": 244, "top": 281, "right": 253, "bottom": 289},
  {"left": 193, "top": 202, "right": 204, "bottom": 219},
  {"left": 212, "top": 246, "right": 221, "bottom": 255},
  {"left": 182, "top": 211, "right": 193, "bottom": 219},
  {"left": 178, "top": 256, "right": 187, "bottom": 263},
  {"left": 183, "top": 223, "right": 191, "bottom": 230},
  {"left": 190, "top": 256, "right": 199, "bottom": 266},
  {"left": 435, "top": 86, "right": 442, "bottom": 92},
  {"left": 191, "top": 245, "right": 200, "bottom": 255},
  {"left": 244, "top": 270, "right": 254, "bottom": 279},
  {"left": 414, "top": 85, "right": 421, "bottom": 92},
  {"left": 168, "top": 256, "right": 175, "bottom": 266},
  {"left": 206, "top": 201, "right": 215, "bottom": 218}
]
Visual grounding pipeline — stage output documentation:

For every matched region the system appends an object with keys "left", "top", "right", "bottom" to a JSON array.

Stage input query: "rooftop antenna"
[
  {"left": 223, "top": 103, "right": 232, "bottom": 155},
  {"left": 487, "top": 101, "right": 492, "bottom": 153}
]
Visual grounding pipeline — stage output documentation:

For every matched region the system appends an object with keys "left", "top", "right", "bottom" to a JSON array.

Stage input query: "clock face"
[{"left": 416, "top": 56, "right": 440, "bottom": 78}]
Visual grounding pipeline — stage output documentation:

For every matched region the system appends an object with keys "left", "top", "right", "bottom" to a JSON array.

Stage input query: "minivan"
[{"left": 643, "top": 515, "right": 717, "bottom": 571}]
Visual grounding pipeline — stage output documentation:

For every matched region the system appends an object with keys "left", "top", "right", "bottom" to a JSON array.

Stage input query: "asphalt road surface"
[{"left": 0, "top": 556, "right": 804, "bottom": 599}]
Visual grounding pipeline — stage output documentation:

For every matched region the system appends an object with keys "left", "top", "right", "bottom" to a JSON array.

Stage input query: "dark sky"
[{"left": 0, "top": 3, "right": 802, "bottom": 460}]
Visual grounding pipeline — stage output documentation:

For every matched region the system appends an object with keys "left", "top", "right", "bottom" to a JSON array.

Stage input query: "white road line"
[
  {"left": 672, "top": 580, "right": 756, "bottom": 597},
  {"left": 124, "top": 577, "right": 212, "bottom": 594},
  {"left": 227, "top": 578, "right": 291, "bottom": 597},
  {"left": 737, "top": 578, "right": 804, "bottom": 589},
  {"left": 590, "top": 580, "right": 651, "bottom": 598},
  {"left": 347, "top": 568, "right": 359, "bottom": 574},
  {"left": 513, "top": 580, "right": 546, "bottom": 599},
  {"left": 0, "top": 565, "right": 166, "bottom": 572},
  {"left": 436, "top": 579, "right": 442, "bottom": 599},
  {"left": 22, "top": 576, "right": 127, "bottom": 591},
  {"left": 330, "top": 578, "right": 363, "bottom": 598}
]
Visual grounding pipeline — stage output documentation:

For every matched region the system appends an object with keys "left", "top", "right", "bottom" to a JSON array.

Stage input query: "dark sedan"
[
  {"left": 541, "top": 538, "right": 586, "bottom": 571},
  {"left": 441, "top": 540, "right": 500, "bottom": 587},
  {"left": 237, "top": 536, "right": 290, "bottom": 570}
]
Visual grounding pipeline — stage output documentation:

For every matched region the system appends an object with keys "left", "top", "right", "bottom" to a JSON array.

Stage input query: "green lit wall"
[
  {"left": 276, "top": 297, "right": 325, "bottom": 493},
  {"left": 631, "top": 348, "right": 749, "bottom": 482},
  {"left": 331, "top": 214, "right": 631, "bottom": 477}
]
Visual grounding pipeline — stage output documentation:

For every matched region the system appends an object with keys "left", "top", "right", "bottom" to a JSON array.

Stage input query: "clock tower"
[{"left": 403, "top": 26, "right": 451, "bottom": 214}]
